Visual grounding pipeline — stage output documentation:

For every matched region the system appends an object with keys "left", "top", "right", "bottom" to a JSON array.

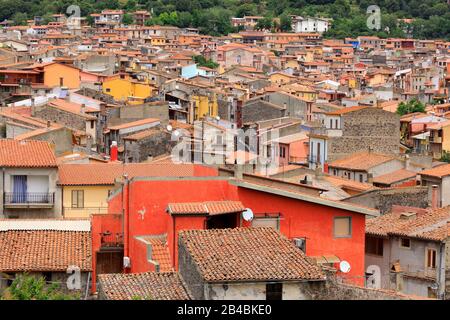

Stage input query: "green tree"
[
  {"left": 396, "top": 99, "right": 426, "bottom": 116},
  {"left": 279, "top": 14, "right": 292, "bottom": 32},
  {"left": 255, "top": 16, "right": 273, "bottom": 31},
  {"left": 193, "top": 55, "right": 219, "bottom": 69},
  {"left": 12, "top": 12, "right": 28, "bottom": 26},
  {"left": 3, "top": 274, "right": 79, "bottom": 300},
  {"left": 440, "top": 151, "right": 450, "bottom": 163},
  {"left": 122, "top": 13, "right": 134, "bottom": 25}
]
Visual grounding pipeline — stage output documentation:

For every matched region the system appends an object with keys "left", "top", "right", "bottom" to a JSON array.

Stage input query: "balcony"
[
  {"left": 3, "top": 192, "right": 55, "bottom": 208},
  {"left": 308, "top": 155, "right": 318, "bottom": 164},
  {"left": 100, "top": 231, "right": 124, "bottom": 251}
]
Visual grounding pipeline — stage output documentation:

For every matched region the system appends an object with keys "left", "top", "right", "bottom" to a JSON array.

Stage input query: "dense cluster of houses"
[{"left": 0, "top": 10, "right": 449, "bottom": 300}]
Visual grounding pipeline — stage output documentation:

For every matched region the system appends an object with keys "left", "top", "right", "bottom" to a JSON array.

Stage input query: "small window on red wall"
[{"left": 333, "top": 217, "right": 352, "bottom": 238}]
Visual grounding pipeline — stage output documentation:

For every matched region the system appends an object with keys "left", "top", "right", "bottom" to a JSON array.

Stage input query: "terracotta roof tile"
[
  {"left": 328, "top": 152, "right": 397, "bottom": 171},
  {"left": 325, "top": 106, "right": 367, "bottom": 115},
  {"left": 366, "top": 206, "right": 450, "bottom": 241},
  {"left": 58, "top": 163, "right": 196, "bottom": 185},
  {"left": 0, "top": 139, "right": 57, "bottom": 168},
  {"left": 373, "top": 169, "right": 417, "bottom": 185},
  {"left": 98, "top": 272, "right": 191, "bottom": 300},
  {"left": 167, "top": 201, "right": 245, "bottom": 216},
  {"left": 108, "top": 118, "right": 160, "bottom": 131},
  {"left": 420, "top": 164, "right": 450, "bottom": 178},
  {"left": 0, "top": 230, "right": 91, "bottom": 272},
  {"left": 137, "top": 235, "right": 173, "bottom": 272},
  {"left": 179, "top": 227, "right": 325, "bottom": 282}
]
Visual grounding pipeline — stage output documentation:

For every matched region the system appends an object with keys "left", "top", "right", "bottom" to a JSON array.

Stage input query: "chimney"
[
  {"left": 234, "top": 164, "right": 243, "bottom": 180},
  {"left": 431, "top": 185, "right": 439, "bottom": 210},
  {"left": 110, "top": 141, "right": 118, "bottom": 162},
  {"left": 367, "top": 173, "right": 374, "bottom": 184},
  {"left": 80, "top": 103, "right": 86, "bottom": 114}
]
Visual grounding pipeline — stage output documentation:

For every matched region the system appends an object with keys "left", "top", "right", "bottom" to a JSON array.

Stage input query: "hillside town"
[{"left": 0, "top": 9, "right": 449, "bottom": 301}]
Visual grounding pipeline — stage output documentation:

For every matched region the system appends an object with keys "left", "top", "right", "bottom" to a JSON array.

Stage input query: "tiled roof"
[
  {"left": 325, "top": 106, "right": 367, "bottom": 115},
  {"left": 366, "top": 206, "right": 450, "bottom": 241},
  {"left": 98, "top": 272, "right": 191, "bottom": 300},
  {"left": 108, "top": 118, "right": 160, "bottom": 131},
  {"left": 58, "top": 163, "right": 196, "bottom": 185},
  {"left": 178, "top": 227, "right": 325, "bottom": 282},
  {"left": 0, "top": 139, "right": 57, "bottom": 168},
  {"left": 420, "top": 163, "right": 450, "bottom": 178},
  {"left": 373, "top": 169, "right": 417, "bottom": 185},
  {"left": 167, "top": 201, "right": 245, "bottom": 216},
  {"left": 136, "top": 235, "right": 173, "bottom": 272},
  {"left": 0, "top": 230, "right": 91, "bottom": 272},
  {"left": 328, "top": 152, "right": 398, "bottom": 171}
]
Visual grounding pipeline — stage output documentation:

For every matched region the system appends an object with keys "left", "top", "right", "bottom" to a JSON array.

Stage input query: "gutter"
[{"left": 230, "top": 179, "right": 379, "bottom": 217}]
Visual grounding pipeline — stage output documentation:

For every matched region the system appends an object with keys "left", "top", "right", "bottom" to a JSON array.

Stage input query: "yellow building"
[
  {"left": 58, "top": 163, "right": 195, "bottom": 218},
  {"left": 62, "top": 185, "right": 111, "bottom": 218},
  {"left": 40, "top": 62, "right": 81, "bottom": 89},
  {"left": 192, "top": 93, "right": 218, "bottom": 120},
  {"left": 102, "top": 75, "right": 153, "bottom": 104},
  {"left": 269, "top": 72, "right": 297, "bottom": 85}
]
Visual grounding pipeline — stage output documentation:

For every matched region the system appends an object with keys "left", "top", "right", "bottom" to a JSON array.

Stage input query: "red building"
[{"left": 91, "top": 168, "right": 378, "bottom": 292}]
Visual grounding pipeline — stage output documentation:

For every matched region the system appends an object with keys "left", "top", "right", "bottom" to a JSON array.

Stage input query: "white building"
[{"left": 292, "top": 16, "right": 330, "bottom": 34}]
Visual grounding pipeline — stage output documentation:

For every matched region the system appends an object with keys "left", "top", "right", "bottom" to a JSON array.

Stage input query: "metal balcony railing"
[
  {"left": 4, "top": 192, "right": 55, "bottom": 205},
  {"left": 100, "top": 231, "right": 124, "bottom": 248},
  {"left": 308, "top": 155, "right": 318, "bottom": 164}
]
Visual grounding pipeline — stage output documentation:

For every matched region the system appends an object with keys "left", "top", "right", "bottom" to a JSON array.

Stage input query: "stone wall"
[
  {"left": 35, "top": 106, "right": 87, "bottom": 131},
  {"left": 178, "top": 238, "right": 207, "bottom": 300},
  {"left": 242, "top": 101, "right": 285, "bottom": 124},
  {"left": 119, "top": 103, "right": 169, "bottom": 125},
  {"left": 304, "top": 280, "right": 419, "bottom": 300},
  {"left": 328, "top": 108, "right": 400, "bottom": 161},
  {"left": 344, "top": 186, "right": 429, "bottom": 215},
  {"left": 124, "top": 130, "right": 174, "bottom": 162}
]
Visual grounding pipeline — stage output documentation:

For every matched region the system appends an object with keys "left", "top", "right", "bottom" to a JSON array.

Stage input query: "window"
[
  {"left": 279, "top": 146, "right": 286, "bottom": 158},
  {"left": 71, "top": 190, "right": 84, "bottom": 208},
  {"left": 90, "top": 121, "right": 95, "bottom": 129},
  {"left": 252, "top": 216, "right": 280, "bottom": 231},
  {"left": 59, "top": 77, "right": 64, "bottom": 86},
  {"left": 365, "top": 236, "right": 383, "bottom": 256},
  {"left": 359, "top": 174, "right": 363, "bottom": 183},
  {"left": 266, "top": 283, "right": 282, "bottom": 300},
  {"left": 426, "top": 248, "right": 436, "bottom": 269},
  {"left": 334, "top": 217, "right": 352, "bottom": 238},
  {"left": 105, "top": 88, "right": 111, "bottom": 93},
  {"left": 400, "top": 238, "right": 411, "bottom": 249},
  {"left": 335, "top": 119, "right": 338, "bottom": 129}
]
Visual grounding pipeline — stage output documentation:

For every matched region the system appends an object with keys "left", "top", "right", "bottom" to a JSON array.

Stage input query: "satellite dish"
[
  {"left": 173, "top": 130, "right": 180, "bottom": 137},
  {"left": 242, "top": 208, "right": 254, "bottom": 222},
  {"left": 339, "top": 260, "right": 351, "bottom": 273},
  {"left": 215, "top": 116, "right": 220, "bottom": 121},
  {"left": 166, "top": 124, "right": 173, "bottom": 131}
]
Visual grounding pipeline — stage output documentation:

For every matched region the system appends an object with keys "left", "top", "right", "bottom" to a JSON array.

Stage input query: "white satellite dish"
[
  {"left": 242, "top": 208, "right": 254, "bottom": 222},
  {"left": 215, "top": 116, "right": 221, "bottom": 121},
  {"left": 166, "top": 124, "right": 173, "bottom": 132},
  {"left": 339, "top": 260, "right": 351, "bottom": 273}
]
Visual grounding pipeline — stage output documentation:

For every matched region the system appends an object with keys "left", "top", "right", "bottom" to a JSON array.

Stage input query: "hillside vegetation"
[{"left": 0, "top": 0, "right": 448, "bottom": 39}]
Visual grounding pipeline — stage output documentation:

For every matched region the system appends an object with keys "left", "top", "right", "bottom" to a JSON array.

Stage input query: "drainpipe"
[
  {"left": 2, "top": 168, "right": 4, "bottom": 217},
  {"left": 437, "top": 242, "right": 445, "bottom": 299}
]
